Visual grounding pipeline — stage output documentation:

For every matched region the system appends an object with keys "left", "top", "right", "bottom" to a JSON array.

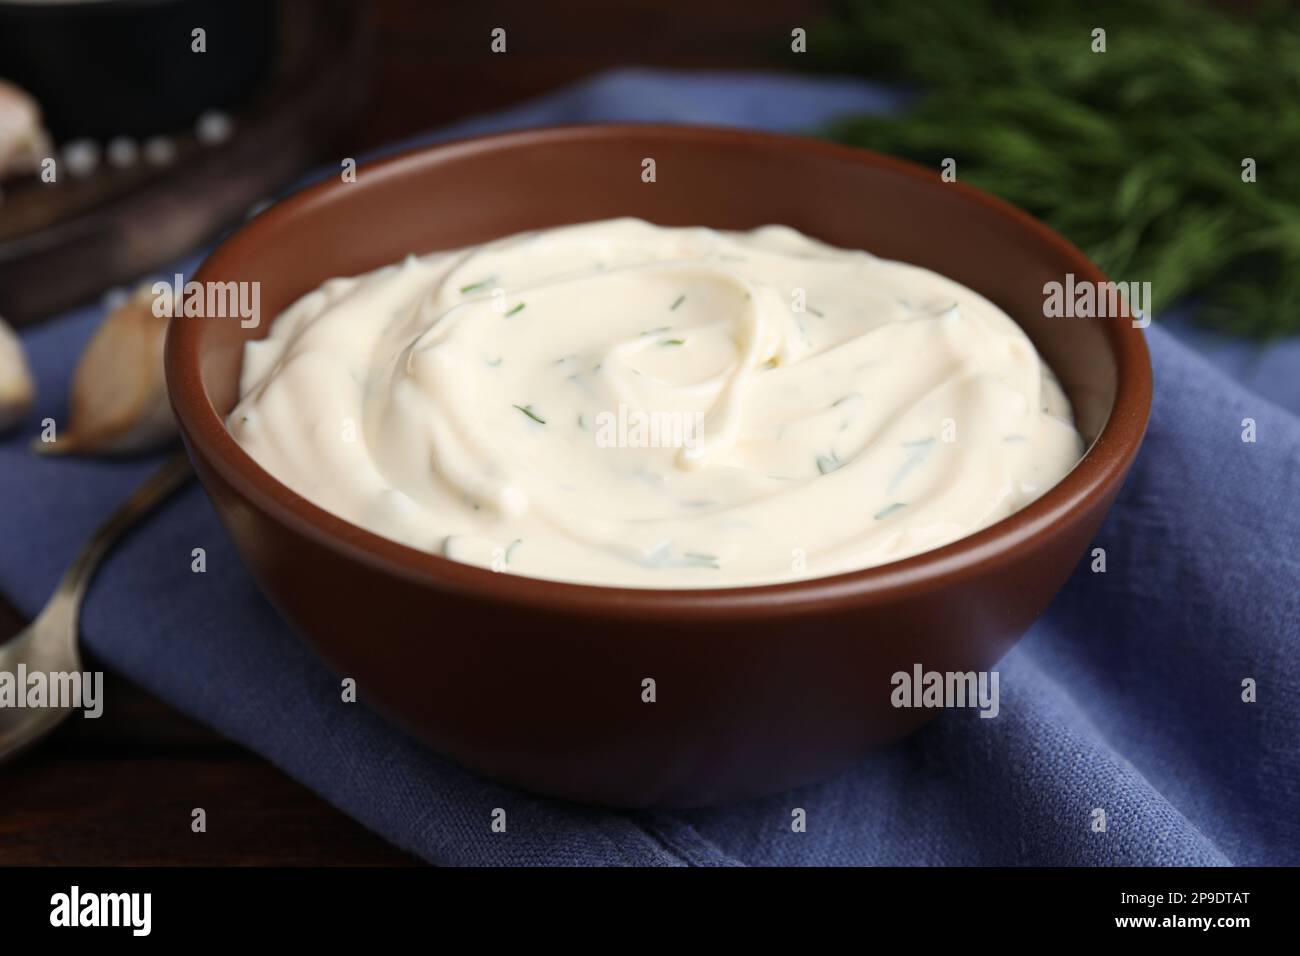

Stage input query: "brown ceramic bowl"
[{"left": 165, "top": 124, "right": 1151, "bottom": 808}]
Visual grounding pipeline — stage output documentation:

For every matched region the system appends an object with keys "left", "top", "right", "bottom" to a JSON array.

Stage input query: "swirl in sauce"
[{"left": 230, "top": 218, "right": 1083, "bottom": 588}]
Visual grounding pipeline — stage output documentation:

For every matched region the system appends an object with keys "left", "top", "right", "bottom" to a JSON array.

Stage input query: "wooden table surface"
[{"left": 0, "top": 0, "right": 824, "bottom": 866}]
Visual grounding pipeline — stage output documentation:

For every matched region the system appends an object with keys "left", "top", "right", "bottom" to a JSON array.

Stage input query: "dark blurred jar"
[{"left": 0, "top": 0, "right": 275, "bottom": 141}]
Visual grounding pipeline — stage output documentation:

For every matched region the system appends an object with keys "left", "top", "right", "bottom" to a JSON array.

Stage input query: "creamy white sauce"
[{"left": 229, "top": 218, "right": 1084, "bottom": 588}]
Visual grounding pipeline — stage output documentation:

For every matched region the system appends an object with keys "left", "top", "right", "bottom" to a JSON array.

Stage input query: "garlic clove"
[
  {"left": 0, "top": 78, "right": 53, "bottom": 181},
  {"left": 0, "top": 316, "right": 35, "bottom": 433},
  {"left": 33, "top": 284, "right": 176, "bottom": 456}
]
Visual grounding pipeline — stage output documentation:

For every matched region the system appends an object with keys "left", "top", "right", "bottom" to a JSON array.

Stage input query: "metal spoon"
[{"left": 0, "top": 448, "right": 192, "bottom": 763}]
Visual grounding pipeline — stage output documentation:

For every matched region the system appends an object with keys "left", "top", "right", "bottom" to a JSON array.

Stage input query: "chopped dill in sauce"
[
  {"left": 231, "top": 218, "right": 1083, "bottom": 588},
  {"left": 889, "top": 439, "right": 936, "bottom": 494},
  {"left": 816, "top": 451, "right": 844, "bottom": 475},
  {"left": 513, "top": 404, "right": 546, "bottom": 425},
  {"left": 459, "top": 277, "right": 495, "bottom": 294}
]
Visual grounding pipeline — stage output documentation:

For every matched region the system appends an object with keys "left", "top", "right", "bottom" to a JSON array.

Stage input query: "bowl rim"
[{"left": 165, "top": 122, "right": 1152, "bottom": 621}]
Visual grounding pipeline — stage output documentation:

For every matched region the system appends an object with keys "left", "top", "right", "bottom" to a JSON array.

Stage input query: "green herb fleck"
[
  {"left": 816, "top": 451, "right": 844, "bottom": 475},
  {"left": 670, "top": 293, "right": 686, "bottom": 310},
  {"left": 660, "top": 338, "right": 686, "bottom": 346},
  {"left": 459, "top": 277, "right": 495, "bottom": 294},
  {"left": 890, "top": 439, "right": 936, "bottom": 494},
  {"left": 513, "top": 404, "right": 546, "bottom": 425},
  {"left": 505, "top": 302, "right": 526, "bottom": 317}
]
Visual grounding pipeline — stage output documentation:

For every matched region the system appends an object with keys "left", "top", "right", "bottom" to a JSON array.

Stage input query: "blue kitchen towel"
[{"left": 2, "top": 69, "right": 1298, "bottom": 866}]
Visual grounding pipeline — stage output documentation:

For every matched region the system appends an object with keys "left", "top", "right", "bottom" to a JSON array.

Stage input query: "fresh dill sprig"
[{"left": 811, "top": 0, "right": 1300, "bottom": 337}]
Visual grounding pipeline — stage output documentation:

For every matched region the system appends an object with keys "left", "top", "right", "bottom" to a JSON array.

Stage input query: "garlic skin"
[
  {"left": 0, "top": 317, "right": 35, "bottom": 433},
  {"left": 34, "top": 284, "right": 177, "bottom": 456},
  {"left": 0, "top": 79, "right": 52, "bottom": 181}
]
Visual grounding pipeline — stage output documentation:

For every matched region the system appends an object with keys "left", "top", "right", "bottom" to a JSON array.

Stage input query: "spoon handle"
[{"left": 57, "top": 448, "right": 194, "bottom": 606}]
